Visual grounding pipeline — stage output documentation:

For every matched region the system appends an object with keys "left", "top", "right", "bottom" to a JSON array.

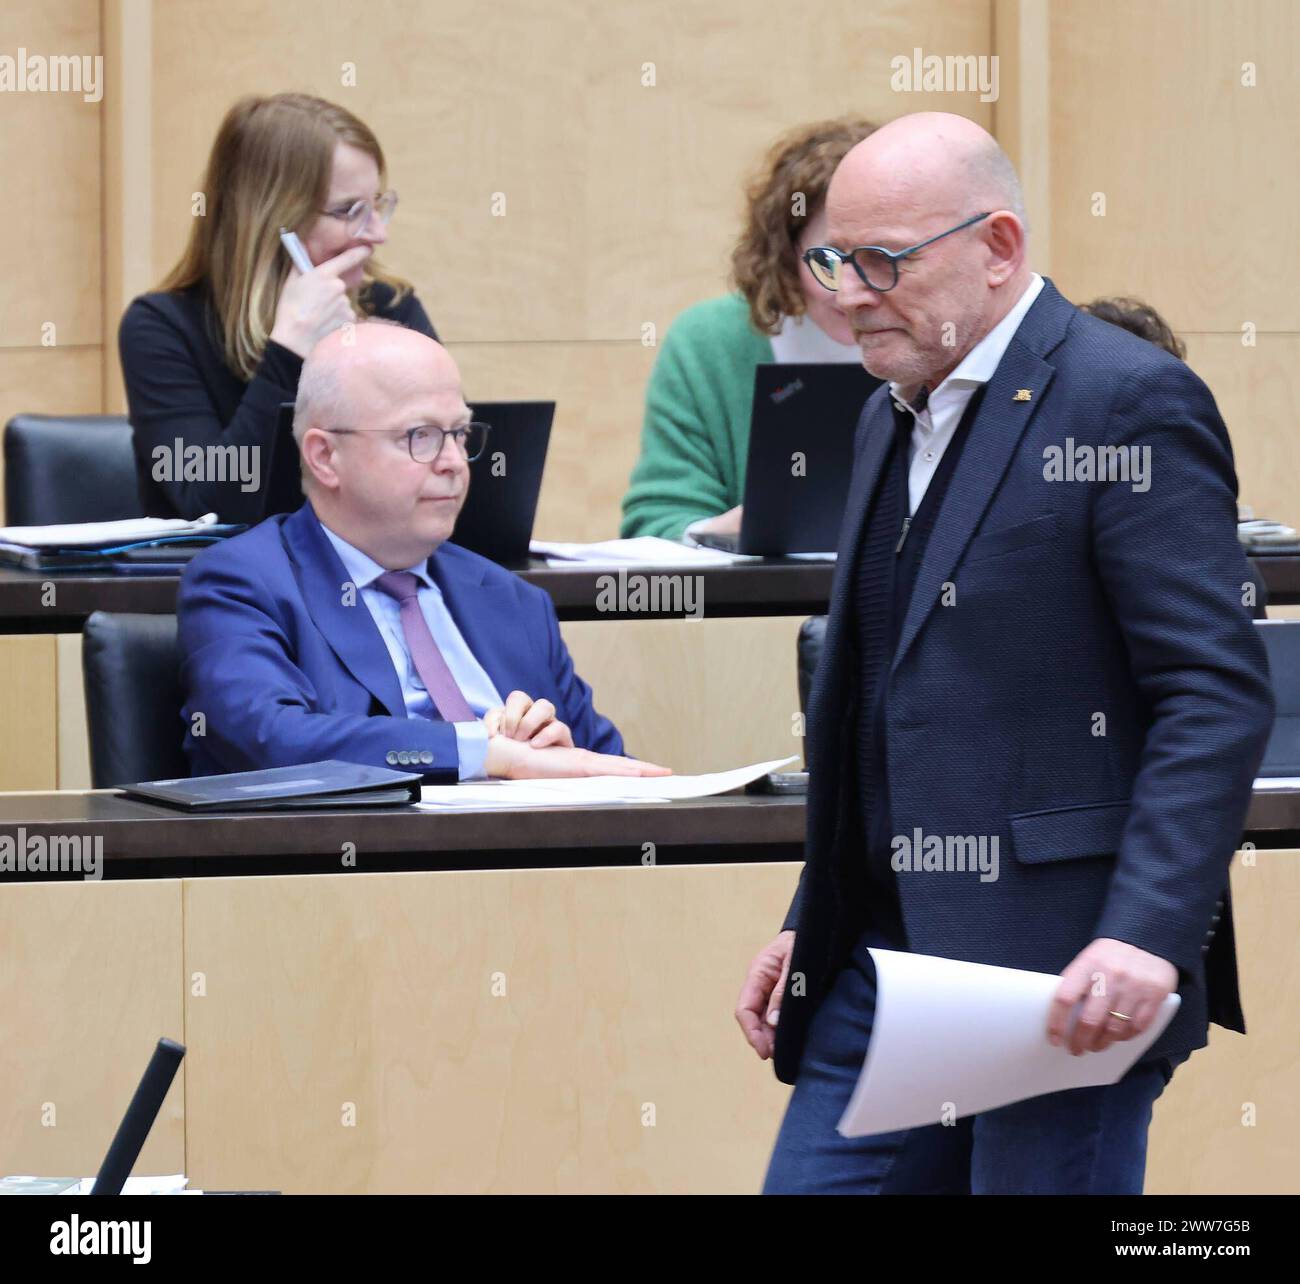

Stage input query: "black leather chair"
[
  {"left": 83, "top": 612, "right": 187, "bottom": 787},
  {"left": 4, "top": 414, "right": 142, "bottom": 526},
  {"left": 797, "top": 615, "right": 827, "bottom": 726}
]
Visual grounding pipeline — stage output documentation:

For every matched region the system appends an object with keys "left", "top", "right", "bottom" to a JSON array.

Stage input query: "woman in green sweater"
[{"left": 621, "top": 116, "right": 877, "bottom": 542}]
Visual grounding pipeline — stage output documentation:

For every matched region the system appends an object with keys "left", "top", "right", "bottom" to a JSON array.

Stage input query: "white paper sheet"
[
  {"left": 56, "top": 1174, "right": 189, "bottom": 1195},
  {"left": 837, "top": 948, "right": 1181, "bottom": 1137},
  {"left": 530, "top": 536, "right": 759, "bottom": 568},
  {"left": 0, "top": 514, "right": 218, "bottom": 549},
  {"left": 418, "top": 755, "right": 798, "bottom": 811},
  {"left": 1251, "top": 776, "right": 1300, "bottom": 790}
]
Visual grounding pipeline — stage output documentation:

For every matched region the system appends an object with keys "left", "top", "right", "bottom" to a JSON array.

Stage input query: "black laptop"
[
  {"left": 698, "top": 363, "right": 882, "bottom": 556},
  {"left": 1256, "top": 621, "right": 1300, "bottom": 776},
  {"left": 275, "top": 400, "right": 553, "bottom": 566},
  {"left": 454, "top": 400, "right": 554, "bottom": 565}
]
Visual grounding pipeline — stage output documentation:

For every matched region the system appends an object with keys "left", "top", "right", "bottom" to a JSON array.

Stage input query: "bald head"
[
  {"left": 820, "top": 112, "right": 1033, "bottom": 393},
  {"left": 829, "top": 112, "right": 1025, "bottom": 232},
  {"left": 293, "top": 319, "right": 474, "bottom": 569},
  {"left": 294, "top": 320, "right": 460, "bottom": 444}
]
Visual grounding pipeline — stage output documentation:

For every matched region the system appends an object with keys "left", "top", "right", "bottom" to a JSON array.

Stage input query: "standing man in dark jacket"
[{"left": 735, "top": 113, "right": 1273, "bottom": 1195}]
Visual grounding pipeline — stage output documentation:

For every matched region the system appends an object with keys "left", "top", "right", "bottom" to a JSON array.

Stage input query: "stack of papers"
[
  {"left": 0, "top": 513, "right": 220, "bottom": 550},
  {"left": 0, "top": 1173, "right": 189, "bottom": 1195},
  {"left": 418, "top": 756, "right": 797, "bottom": 810},
  {"left": 530, "top": 536, "right": 758, "bottom": 568}
]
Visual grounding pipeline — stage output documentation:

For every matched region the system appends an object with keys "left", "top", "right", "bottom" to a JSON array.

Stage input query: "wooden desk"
[
  {"left": 0, "top": 559, "right": 839, "bottom": 631},
  {"left": 1, "top": 791, "right": 1295, "bottom": 1194},
  {"left": 0, "top": 560, "right": 827, "bottom": 789},
  {"left": 2, "top": 787, "right": 1300, "bottom": 881},
  {"left": 0, "top": 791, "right": 805, "bottom": 880},
  {"left": 3, "top": 553, "right": 1297, "bottom": 631}
]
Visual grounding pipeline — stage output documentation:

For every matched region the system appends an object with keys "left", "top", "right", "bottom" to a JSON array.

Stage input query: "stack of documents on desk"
[
  {"left": 0, "top": 513, "right": 240, "bottom": 570},
  {"left": 418, "top": 755, "right": 797, "bottom": 810},
  {"left": 0, "top": 1173, "right": 189, "bottom": 1195},
  {"left": 530, "top": 536, "right": 759, "bottom": 568}
]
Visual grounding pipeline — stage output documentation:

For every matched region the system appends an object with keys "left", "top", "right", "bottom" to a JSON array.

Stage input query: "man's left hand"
[
  {"left": 1048, "top": 938, "right": 1179, "bottom": 1055},
  {"left": 483, "top": 690, "right": 574, "bottom": 749}
]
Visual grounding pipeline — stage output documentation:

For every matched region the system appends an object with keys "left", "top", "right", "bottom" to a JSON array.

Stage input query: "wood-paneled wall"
[
  {"left": 1044, "top": 0, "right": 1299, "bottom": 526},
  {"left": 3, "top": 851, "right": 1296, "bottom": 1192},
  {"left": 0, "top": 0, "right": 103, "bottom": 521},
  {"left": 126, "top": 0, "right": 993, "bottom": 542},
  {"left": 2, "top": 2, "right": 1293, "bottom": 536}
]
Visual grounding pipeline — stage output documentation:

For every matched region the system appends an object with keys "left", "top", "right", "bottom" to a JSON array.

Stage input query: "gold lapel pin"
[{"left": 1013, "top": 388, "right": 1033, "bottom": 402}]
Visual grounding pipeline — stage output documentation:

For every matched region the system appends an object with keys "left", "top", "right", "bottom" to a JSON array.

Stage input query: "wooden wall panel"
[
  {"left": 183, "top": 863, "right": 800, "bottom": 1193},
  {"left": 1147, "top": 851, "right": 1300, "bottom": 1194},
  {"left": 1181, "top": 334, "right": 1300, "bottom": 531},
  {"left": 0, "top": 636, "right": 58, "bottom": 791},
  {"left": 0, "top": 0, "right": 104, "bottom": 525},
  {"left": 132, "top": 0, "right": 993, "bottom": 538},
  {"left": 1047, "top": 0, "right": 1299, "bottom": 526},
  {"left": 0, "top": 879, "right": 184, "bottom": 1178},
  {"left": 561, "top": 616, "right": 806, "bottom": 775},
  {"left": 0, "top": 0, "right": 102, "bottom": 348},
  {"left": 57, "top": 632, "right": 92, "bottom": 790}
]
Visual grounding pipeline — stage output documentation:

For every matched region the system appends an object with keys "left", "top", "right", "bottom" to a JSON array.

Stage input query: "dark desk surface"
[
  {"left": 1, "top": 787, "right": 1298, "bottom": 881},
  {"left": 0, "top": 790, "right": 806, "bottom": 879},
  {"left": 2, "top": 554, "right": 1296, "bottom": 631},
  {"left": 0, "top": 559, "right": 835, "bottom": 629}
]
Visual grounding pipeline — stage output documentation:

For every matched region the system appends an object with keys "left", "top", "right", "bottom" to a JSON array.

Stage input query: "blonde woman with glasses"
[{"left": 120, "top": 92, "right": 435, "bottom": 523}]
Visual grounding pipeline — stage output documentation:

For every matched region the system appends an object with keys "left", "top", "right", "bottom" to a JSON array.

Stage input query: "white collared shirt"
[
  {"left": 319, "top": 523, "right": 503, "bottom": 780},
  {"left": 889, "top": 273, "right": 1044, "bottom": 514},
  {"left": 769, "top": 312, "right": 864, "bottom": 364}
]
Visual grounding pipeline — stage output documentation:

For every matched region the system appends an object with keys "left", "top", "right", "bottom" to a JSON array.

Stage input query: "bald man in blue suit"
[{"left": 178, "top": 322, "right": 668, "bottom": 784}]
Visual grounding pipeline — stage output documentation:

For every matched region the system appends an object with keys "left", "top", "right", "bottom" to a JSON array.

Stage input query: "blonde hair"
[
  {"left": 159, "top": 92, "right": 413, "bottom": 381},
  {"left": 730, "top": 116, "right": 878, "bottom": 335}
]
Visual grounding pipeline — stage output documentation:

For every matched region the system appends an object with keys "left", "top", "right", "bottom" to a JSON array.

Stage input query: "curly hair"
[
  {"left": 1079, "top": 296, "right": 1187, "bottom": 360},
  {"left": 729, "top": 116, "right": 878, "bottom": 336}
]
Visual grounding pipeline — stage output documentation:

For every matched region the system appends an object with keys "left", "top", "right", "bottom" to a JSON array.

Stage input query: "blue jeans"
[{"left": 763, "top": 928, "right": 1186, "bottom": 1194}]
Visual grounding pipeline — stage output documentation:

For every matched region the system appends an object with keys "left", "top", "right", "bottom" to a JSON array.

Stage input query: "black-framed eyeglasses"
[
  {"left": 320, "top": 189, "right": 399, "bottom": 237},
  {"left": 802, "top": 211, "right": 992, "bottom": 293},
  {"left": 318, "top": 422, "right": 491, "bottom": 463}
]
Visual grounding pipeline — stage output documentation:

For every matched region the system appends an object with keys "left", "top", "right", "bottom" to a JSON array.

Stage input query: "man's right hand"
[
  {"left": 735, "top": 930, "right": 795, "bottom": 1060},
  {"left": 270, "top": 245, "right": 371, "bottom": 357},
  {"left": 484, "top": 735, "right": 672, "bottom": 780}
]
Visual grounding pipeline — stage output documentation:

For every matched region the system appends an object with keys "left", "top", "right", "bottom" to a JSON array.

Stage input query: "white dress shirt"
[
  {"left": 320, "top": 523, "right": 503, "bottom": 780},
  {"left": 890, "top": 273, "right": 1044, "bottom": 514},
  {"left": 769, "top": 312, "right": 864, "bottom": 364}
]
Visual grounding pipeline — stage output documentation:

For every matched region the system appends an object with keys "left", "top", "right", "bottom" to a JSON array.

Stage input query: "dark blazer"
[
  {"left": 774, "top": 279, "right": 1274, "bottom": 1085},
  {"left": 177, "top": 504, "right": 624, "bottom": 778},
  {"left": 120, "top": 280, "right": 436, "bottom": 523}
]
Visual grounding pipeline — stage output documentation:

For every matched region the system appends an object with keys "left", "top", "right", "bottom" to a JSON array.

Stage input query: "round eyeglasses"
[
  {"left": 319, "top": 422, "right": 491, "bottom": 464},
  {"left": 802, "top": 212, "right": 991, "bottom": 293},
  {"left": 321, "top": 189, "right": 399, "bottom": 237}
]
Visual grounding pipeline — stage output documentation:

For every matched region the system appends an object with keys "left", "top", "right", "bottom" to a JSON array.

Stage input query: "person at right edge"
[{"left": 735, "top": 112, "right": 1275, "bottom": 1195}]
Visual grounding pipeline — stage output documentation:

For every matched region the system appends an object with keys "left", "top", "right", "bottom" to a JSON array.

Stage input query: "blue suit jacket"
[
  {"left": 177, "top": 504, "right": 624, "bottom": 779},
  {"left": 773, "top": 279, "right": 1275, "bottom": 1084}
]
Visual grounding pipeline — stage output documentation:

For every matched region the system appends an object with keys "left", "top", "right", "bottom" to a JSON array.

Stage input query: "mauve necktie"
[{"left": 372, "top": 571, "right": 476, "bottom": 722}]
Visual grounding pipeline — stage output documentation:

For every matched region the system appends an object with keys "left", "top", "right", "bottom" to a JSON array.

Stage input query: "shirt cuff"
[
  {"left": 454, "top": 721, "right": 491, "bottom": 781},
  {"left": 681, "top": 518, "right": 709, "bottom": 547}
]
